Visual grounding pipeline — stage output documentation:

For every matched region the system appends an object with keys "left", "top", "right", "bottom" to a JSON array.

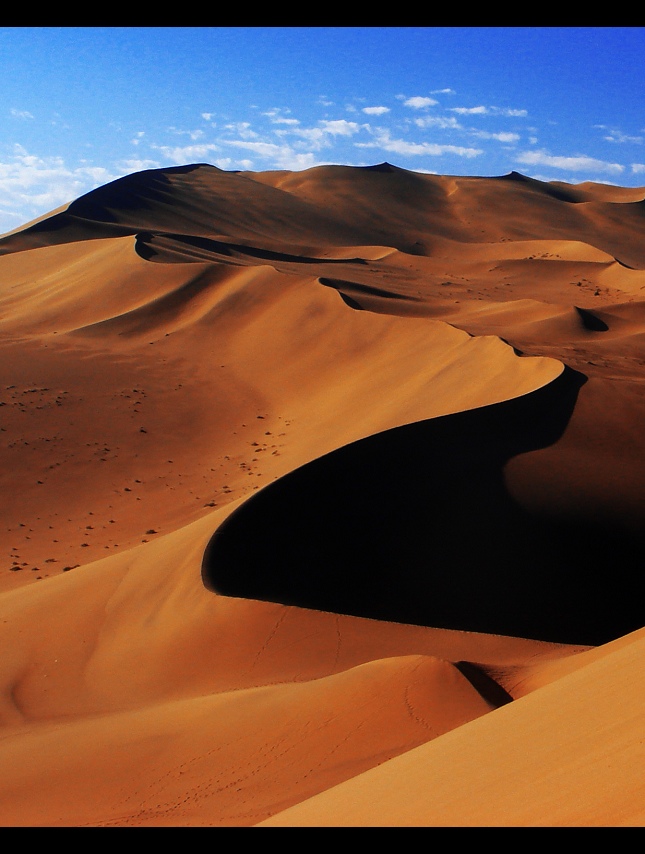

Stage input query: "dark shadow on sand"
[
  {"left": 134, "top": 233, "right": 368, "bottom": 266},
  {"left": 204, "top": 366, "right": 642, "bottom": 646}
]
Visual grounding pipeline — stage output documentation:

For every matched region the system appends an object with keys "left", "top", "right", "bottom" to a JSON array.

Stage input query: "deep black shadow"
[
  {"left": 203, "top": 367, "right": 645, "bottom": 646},
  {"left": 454, "top": 662, "right": 514, "bottom": 707},
  {"left": 575, "top": 306, "right": 609, "bottom": 332}
]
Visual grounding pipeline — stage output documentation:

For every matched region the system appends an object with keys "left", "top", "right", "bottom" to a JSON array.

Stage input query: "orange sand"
[{"left": 0, "top": 162, "right": 643, "bottom": 826}]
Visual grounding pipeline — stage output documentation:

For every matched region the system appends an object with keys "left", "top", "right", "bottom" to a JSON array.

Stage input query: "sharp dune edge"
[{"left": 0, "top": 163, "right": 644, "bottom": 827}]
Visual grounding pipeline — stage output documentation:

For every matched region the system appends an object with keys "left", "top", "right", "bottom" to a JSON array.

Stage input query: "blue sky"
[{"left": 1, "top": 26, "right": 645, "bottom": 234}]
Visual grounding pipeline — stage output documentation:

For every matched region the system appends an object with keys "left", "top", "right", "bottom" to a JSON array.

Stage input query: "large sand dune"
[{"left": 0, "top": 162, "right": 644, "bottom": 826}]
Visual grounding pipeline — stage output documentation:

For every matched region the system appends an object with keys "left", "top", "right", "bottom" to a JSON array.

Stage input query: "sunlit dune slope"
[
  {"left": 258, "top": 622, "right": 645, "bottom": 827},
  {"left": 0, "top": 507, "right": 589, "bottom": 827}
]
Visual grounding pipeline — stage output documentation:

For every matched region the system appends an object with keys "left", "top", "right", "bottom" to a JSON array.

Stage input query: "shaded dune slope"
[
  {"left": 204, "top": 367, "right": 644, "bottom": 646},
  {"left": 0, "top": 163, "right": 372, "bottom": 256}
]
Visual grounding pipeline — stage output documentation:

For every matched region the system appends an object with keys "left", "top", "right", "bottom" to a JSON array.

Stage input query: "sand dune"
[{"left": 0, "top": 162, "right": 644, "bottom": 826}]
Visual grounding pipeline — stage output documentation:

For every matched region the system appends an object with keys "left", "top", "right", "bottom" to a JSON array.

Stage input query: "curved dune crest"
[{"left": 0, "top": 162, "right": 644, "bottom": 826}]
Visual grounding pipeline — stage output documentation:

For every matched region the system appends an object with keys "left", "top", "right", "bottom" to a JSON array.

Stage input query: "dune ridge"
[{"left": 0, "top": 162, "right": 644, "bottom": 826}]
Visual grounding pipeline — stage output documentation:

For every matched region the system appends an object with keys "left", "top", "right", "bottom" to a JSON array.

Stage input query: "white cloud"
[
  {"left": 319, "top": 119, "right": 360, "bottom": 136},
  {"left": 201, "top": 112, "right": 214, "bottom": 121},
  {"left": 631, "top": 163, "right": 645, "bottom": 174},
  {"left": 0, "top": 147, "right": 121, "bottom": 233},
  {"left": 403, "top": 96, "right": 439, "bottom": 109},
  {"left": 218, "top": 131, "right": 335, "bottom": 170},
  {"left": 451, "top": 105, "right": 488, "bottom": 115},
  {"left": 220, "top": 137, "right": 323, "bottom": 171},
  {"left": 0, "top": 207, "right": 25, "bottom": 225},
  {"left": 77, "top": 164, "right": 114, "bottom": 183},
  {"left": 219, "top": 139, "right": 282, "bottom": 158},
  {"left": 362, "top": 106, "right": 390, "bottom": 116},
  {"left": 10, "top": 108, "right": 34, "bottom": 120},
  {"left": 516, "top": 149, "right": 624, "bottom": 175},
  {"left": 273, "top": 119, "right": 363, "bottom": 152},
  {"left": 277, "top": 151, "right": 321, "bottom": 170},
  {"left": 431, "top": 88, "right": 455, "bottom": 95},
  {"left": 356, "top": 130, "right": 482, "bottom": 158},
  {"left": 211, "top": 157, "right": 254, "bottom": 170},
  {"left": 276, "top": 126, "right": 326, "bottom": 146}
]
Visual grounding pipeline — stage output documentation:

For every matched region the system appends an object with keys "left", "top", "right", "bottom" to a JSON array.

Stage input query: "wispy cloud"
[
  {"left": 168, "top": 127, "right": 206, "bottom": 141},
  {"left": 516, "top": 149, "right": 624, "bottom": 175},
  {"left": 470, "top": 130, "right": 520, "bottom": 143},
  {"left": 451, "top": 105, "right": 488, "bottom": 115},
  {"left": 217, "top": 138, "right": 322, "bottom": 171},
  {"left": 356, "top": 129, "right": 482, "bottom": 158},
  {"left": 149, "top": 142, "right": 222, "bottom": 162},
  {"left": 274, "top": 126, "right": 326, "bottom": 147},
  {"left": 499, "top": 108, "right": 527, "bottom": 117},
  {"left": 272, "top": 118, "right": 364, "bottom": 152},
  {"left": 10, "top": 108, "right": 34, "bottom": 120},
  {"left": 413, "top": 116, "right": 462, "bottom": 129},
  {"left": 0, "top": 145, "right": 119, "bottom": 233},
  {"left": 451, "top": 106, "right": 527, "bottom": 117},
  {"left": 599, "top": 128, "right": 643, "bottom": 144},
  {"left": 262, "top": 108, "right": 299, "bottom": 125},
  {"left": 631, "top": 163, "right": 645, "bottom": 174},
  {"left": 222, "top": 122, "right": 258, "bottom": 139}
]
